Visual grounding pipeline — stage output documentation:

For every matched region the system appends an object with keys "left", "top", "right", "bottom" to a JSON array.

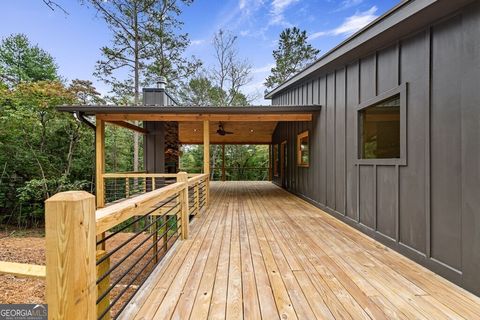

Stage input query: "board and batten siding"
[{"left": 271, "top": 2, "right": 480, "bottom": 295}]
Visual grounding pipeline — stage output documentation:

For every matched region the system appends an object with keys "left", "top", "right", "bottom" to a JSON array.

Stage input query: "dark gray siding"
[{"left": 271, "top": 2, "right": 480, "bottom": 295}]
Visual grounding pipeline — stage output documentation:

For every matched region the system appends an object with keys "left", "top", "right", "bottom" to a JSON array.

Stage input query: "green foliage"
[
  {"left": 179, "top": 76, "right": 249, "bottom": 107},
  {"left": 0, "top": 34, "right": 58, "bottom": 87},
  {"left": 265, "top": 27, "right": 319, "bottom": 89},
  {"left": 180, "top": 144, "right": 269, "bottom": 181}
]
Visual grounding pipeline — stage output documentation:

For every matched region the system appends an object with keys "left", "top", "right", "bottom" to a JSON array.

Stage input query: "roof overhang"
[
  {"left": 265, "top": 0, "right": 476, "bottom": 99},
  {"left": 57, "top": 105, "right": 321, "bottom": 122}
]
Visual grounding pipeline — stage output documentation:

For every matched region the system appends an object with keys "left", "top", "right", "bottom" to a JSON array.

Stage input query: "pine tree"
[
  {"left": 0, "top": 34, "right": 58, "bottom": 87},
  {"left": 265, "top": 27, "right": 319, "bottom": 90}
]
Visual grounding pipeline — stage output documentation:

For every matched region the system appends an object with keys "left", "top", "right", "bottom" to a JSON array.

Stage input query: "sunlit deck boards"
[{"left": 123, "top": 181, "right": 480, "bottom": 320}]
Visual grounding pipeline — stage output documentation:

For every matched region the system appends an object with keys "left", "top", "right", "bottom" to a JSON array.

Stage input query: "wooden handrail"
[
  {"left": 0, "top": 261, "right": 46, "bottom": 279},
  {"left": 96, "top": 181, "right": 186, "bottom": 235},
  {"left": 187, "top": 173, "right": 208, "bottom": 186},
  {"left": 103, "top": 172, "right": 179, "bottom": 178}
]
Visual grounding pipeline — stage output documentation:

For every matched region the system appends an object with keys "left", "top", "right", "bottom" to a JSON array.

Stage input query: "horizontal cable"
[
  {"left": 96, "top": 214, "right": 178, "bottom": 303},
  {"left": 96, "top": 195, "right": 178, "bottom": 246},
  {"left": 96, "top": 202, "right": 179, "bottom": 268}
]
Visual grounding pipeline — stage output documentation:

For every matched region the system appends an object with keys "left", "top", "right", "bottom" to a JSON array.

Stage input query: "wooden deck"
[{"left": 124, "top": 181, "right": 480, "bottom": 320}]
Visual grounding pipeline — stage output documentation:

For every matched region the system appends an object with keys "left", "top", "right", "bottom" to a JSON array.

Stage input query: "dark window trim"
[{"left": 355, "top": 83, "right": 407, "bottom": 166}]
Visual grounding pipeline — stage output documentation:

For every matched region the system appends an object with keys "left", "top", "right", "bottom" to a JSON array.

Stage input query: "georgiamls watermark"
[{"left": 0, "top": 304, "right": 47, "bottom": 320}]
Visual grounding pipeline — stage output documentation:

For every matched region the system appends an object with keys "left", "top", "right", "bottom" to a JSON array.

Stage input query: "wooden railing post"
[
  {"left": 206, "top": 176, "right": 210, "bottom": 206},
  {"left": 177, "top": 172, "right": 189, "bottom": 239},
  {"left": 194, "top": 182, "right": 200, "bottom": 215},
  {"left": 45, "top": 191, "right": 96, "bottom": 320},
  {"left": 125, "top": 177, "right": 130, "bottom": 198},
  {"left": 96, "top": 250, "right": 111, "bottom": 320}
]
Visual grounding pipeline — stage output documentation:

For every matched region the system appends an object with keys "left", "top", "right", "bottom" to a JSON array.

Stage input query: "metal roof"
[
  {"left": 264, "top": 0, "right": 474, "bottom": 99},
  {"left": 57, "top": 104, "right": 321, "bottom": 115}
]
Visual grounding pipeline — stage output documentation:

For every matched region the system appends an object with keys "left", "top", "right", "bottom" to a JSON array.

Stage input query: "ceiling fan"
[{"left": 216, "top": 122, "right": 234, "bottom": 136}]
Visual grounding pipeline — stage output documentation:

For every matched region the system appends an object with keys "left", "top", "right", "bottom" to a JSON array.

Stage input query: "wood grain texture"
[
  {"left": 203, "top": 121, "right": 210, "bottom": 176},
  {"left": 96, "top": 113, "right": 313, "bottom": 122},
  {"left": 124, "top": 182, "right": 480, "bottom": 319},
  {"left": 96, "top": 119, "right": 105, "bottom": 208},
  {"left": 177, "top": 172, "right": 189, "bottom": 239},
  {"left": 0, "top": 261, "right": 46, "bottom": 278},
  {"left": 107, "top": 121, "right": 148, "bottom": 134},
  {"left": 179, "top": 121, "right": 277, "bottom": 144},
  {"left": 45, "top": 191, "right": 96, "bottom": 320},
  {"left": 95, "top": 182, "right": 185, "bottom": 235}
]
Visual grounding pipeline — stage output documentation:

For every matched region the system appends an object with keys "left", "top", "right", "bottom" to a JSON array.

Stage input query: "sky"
[{"left": 1, "top": 0, "right": 399, "bottom": 104}]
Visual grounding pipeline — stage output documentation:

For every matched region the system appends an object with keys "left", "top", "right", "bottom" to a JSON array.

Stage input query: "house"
[
  {"left": 34, "top": 0, "right": 480, "bottom": 318},
  {"left": 266, "top": 0, "right": 480, "bottom": 296}
]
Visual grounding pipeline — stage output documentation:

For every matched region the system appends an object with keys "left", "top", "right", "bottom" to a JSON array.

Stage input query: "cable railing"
[
  {"left": 103, "top": 173, "right": 180, "bottom": 204},
  {"left": 180, "top": 167, "right": 270, "bottom": 181},
  {"left": 40, "top": 172, "right": 209, "bottom": 320}
]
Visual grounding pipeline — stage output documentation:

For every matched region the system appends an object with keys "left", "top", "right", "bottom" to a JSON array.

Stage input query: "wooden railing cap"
[{"left": 45, "top": 190, "right": 95, "bottom": 202}]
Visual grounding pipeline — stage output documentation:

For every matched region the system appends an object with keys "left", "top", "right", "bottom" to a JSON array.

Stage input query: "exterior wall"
[{"left": 271, "top": 2, "right": 480, "bottom": 295}]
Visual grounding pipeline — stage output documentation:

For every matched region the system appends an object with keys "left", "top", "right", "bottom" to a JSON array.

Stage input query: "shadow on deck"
[{"left": 121, "top": 181, "right": 480, "bottom": 320}]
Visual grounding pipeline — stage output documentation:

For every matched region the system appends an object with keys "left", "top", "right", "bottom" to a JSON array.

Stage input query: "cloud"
[
  {"left": 309, "top": 6, "right": 378, "bottom": 40},
  {"left": 190, "top": 39, "right": 206, "bottom": 46},
  {"left": 269, "top": 0, "right": 299, "bottom": 26},
  {"left": 252, "top": 63, "right": 275, "bottom": 74},
  {"left": 239, "top": 0, "right": 247, "bottom": 9},
  {"left": 332, "top": 0, "right": 364, "bottom": 12}
]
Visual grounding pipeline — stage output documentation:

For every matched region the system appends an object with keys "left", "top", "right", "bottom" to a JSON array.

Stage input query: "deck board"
[{"left": 126, "top": 181, "right": 480, "bottom": 320}]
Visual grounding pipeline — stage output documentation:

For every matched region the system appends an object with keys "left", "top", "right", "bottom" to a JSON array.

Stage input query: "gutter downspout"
[
  {"left": 74, "top": 111, "right": 96, "bottom": 130},
  {"left": 73, "top": 111, "right": 96, "bottom": 193}
]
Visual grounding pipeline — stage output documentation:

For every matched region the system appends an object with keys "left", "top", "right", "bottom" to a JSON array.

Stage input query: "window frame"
[
  {"left": 297, "top": 131, "right": 310, "bottom": 167},
  {"left": 355, "top": 83, "right": 407, "bottom": 166}
]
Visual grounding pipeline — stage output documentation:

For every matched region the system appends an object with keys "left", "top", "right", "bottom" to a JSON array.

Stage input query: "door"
[{"left": 280, "top": 141, "right": 287, "bottom": 187}]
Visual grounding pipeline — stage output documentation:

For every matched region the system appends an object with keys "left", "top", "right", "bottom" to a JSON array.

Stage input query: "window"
[
  {"left": 359, "top": 95, "right": 400, "bottom": 159},
  {"left": 273, "top": 144, "right": 279, "bottom": 176},
  {"left": 297, "top": 131, "right": 309, "bottom": 167}
]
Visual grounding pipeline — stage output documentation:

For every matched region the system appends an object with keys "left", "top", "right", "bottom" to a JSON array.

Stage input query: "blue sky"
[{"left": 1, "top": 0, "right": 398, "bottom": 103}]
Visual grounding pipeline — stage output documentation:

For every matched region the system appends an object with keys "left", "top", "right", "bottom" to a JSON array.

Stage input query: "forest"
[{"left": 0, "top": 0, "right": 319, "bottom": 228}]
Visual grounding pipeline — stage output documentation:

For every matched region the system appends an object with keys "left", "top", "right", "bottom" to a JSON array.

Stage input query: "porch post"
[
  {"left": 203, "top": 120, "right": 210, "bottom": 206},
  {"left": 96, "top": 118, "right": 105, "bottom": 208},
  {"left": 203, "top": 120, "right": 210, "bottom": 176},
  {"left": 221, "top": 144, "right": 226, "bottom": 181}
]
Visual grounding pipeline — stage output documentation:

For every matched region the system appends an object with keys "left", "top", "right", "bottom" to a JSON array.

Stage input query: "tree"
[
  {"left": 87, "top": 0, "right": 198, "bottom": 174},
  {"left": 69, "top": 79, "right": 105, "bottom": 105},
  {"left": 87, "top": 0, "right": 158, "bottom": 175},
  {"left": 145, "top": 0, "right": 202, "bottom": 93},
  {"left": 0, "top": 34, "right": 58, "bottom": 87},
  {"left": 212, "top": 30, "right": 252, "bottom": 106},
  {"left": 265, "top": 27, "right": 319, "bottom": 89},
  {"left": 179, "top": 75, "right": 248, "bottom": 106}
]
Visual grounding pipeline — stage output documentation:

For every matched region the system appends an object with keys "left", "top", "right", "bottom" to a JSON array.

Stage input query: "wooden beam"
[
  {"left": 107, "top": 120, "right": 148, "bottom": 134},
  {"left": 45, "top": 191, "right": 96, "bottom": 320},
  {"left": 96, "top": 119, "right": 105, "bottom": 208},
  {"left": 96, "top": 250, "right": 111, "bottom": 320},
  {"left": 221, "top": 144, "right": 225, "bottom": 182},
  {"left": 177, "top": 172, "right": 189, "bottom": 239},
  {"left": 96, "top": 113, "right": 313, "bottom": 122},
  {"left": 0, "top": 261, "right": 46, "bottom": 278},
  {"left": 203, "top": 120, "right": 210, "bottom": 175}
]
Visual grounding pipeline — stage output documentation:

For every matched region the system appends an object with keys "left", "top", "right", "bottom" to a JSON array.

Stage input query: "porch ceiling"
[{"left": 179, "top": 121, "right": 277, "bottom": 144}]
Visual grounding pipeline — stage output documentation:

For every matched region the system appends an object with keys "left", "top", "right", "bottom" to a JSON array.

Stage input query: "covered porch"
[{"left": 122, "top": 181, "right": 480, "bottom": 320}]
